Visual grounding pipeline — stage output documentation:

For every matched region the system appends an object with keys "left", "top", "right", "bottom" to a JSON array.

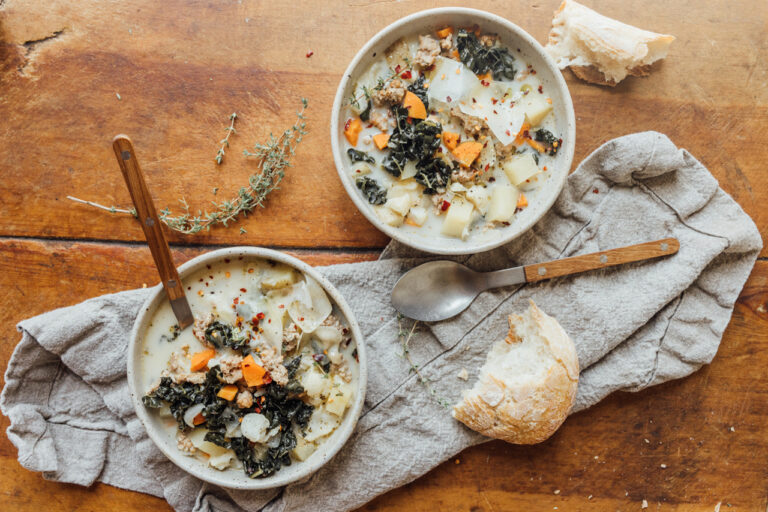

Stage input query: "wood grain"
[
  {"left": 1, "top": 0, "right": 767, "bottom": 510},
  {"left": 0, "top": 239, "right": 766, "bottom": 511},
  {"left": 0, "top": 0, "right": 765, "bottom": 254},
  {"left": 524, "top": 237, "right": 680, "bottom": 283}
]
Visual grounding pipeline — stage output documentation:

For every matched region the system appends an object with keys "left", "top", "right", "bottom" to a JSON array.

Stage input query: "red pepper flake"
[
  {"left": 543, "top": 166, "right": 548, "bottom": 171},
  {"left": 394, "top": 64, "right": 401, "bottom": 73},
  {"left": 278, "top": 304, "right": 285, "bottom": 309},
  {"left": 306, "top": 50, "right": 314, "bottom": 58},
  {"left": 484, "top": 163, "right": 490, "bottom": 172},
  {"left": 233, "top": 297, "right": 239, "bottom": 304},
  {"left": 593, "top": 188, "right": 599, "bottom": 194},
  {"left": 299, "top": 317, "right": 305, "bottom": 322},
  {"left": 472, "top": 97, "right": 477, "bottom": 103},
  {"left": 441, "top": 200, "right": 451, "bottom": 211},
  {"left": 344, "top": 118, "right": 351, "bottom": 131},
  {"left": 531, "top": 70, "right": 537, "bottom": 75},
  {"left": 400, "top": 70, "right": 412, "bottom": 79},
  {"left": 256, "top": 312, "right": 265, "bottom": 320},
  {"left": 247, "top": 268, "right": 254, "bottom": 273},
  {"left": 446, "top": 95, "right": 452, "bottom": 102},
  {"left": 537, "top": 85, "right": 543, "bottom": 93},
  {"left": 505, "top": 129, "right": 511, "bottom": 136},
  {"left": 480, "top": 80, "right": 490, "bottom": 87},
  {"left": 488, "top": 176, "right": 496, "bottom": 182},
  {"left": 493, "top": 110, "right": 498, "bottom": 114},
  {"left": 240, "top": 288, "right": 247, "bottom": 293},
  {"left": 491, "top": 98, "right": 498, "bottom": 105}
]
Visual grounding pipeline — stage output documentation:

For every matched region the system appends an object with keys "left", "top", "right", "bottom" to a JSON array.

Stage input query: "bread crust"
[{"left": 452, "top": 301, "right": 579, "bottom": 444}]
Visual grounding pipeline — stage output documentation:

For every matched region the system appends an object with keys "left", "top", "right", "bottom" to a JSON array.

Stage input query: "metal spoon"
[{"left": 391, "top": 238, "right": 680, "bottom": 322}]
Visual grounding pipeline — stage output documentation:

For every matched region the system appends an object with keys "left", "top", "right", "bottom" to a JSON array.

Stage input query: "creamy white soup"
[
  {"left": 139, "top": 257, "right": 358, "bottom": 478},
  {"left": 343, "top": 26, "right": 564, "bottom": 241}
]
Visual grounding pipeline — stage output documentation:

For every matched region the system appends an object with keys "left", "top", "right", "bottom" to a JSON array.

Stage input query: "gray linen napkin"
[{"left": 1, "top": 132, "right": 761, "bottom": 512}]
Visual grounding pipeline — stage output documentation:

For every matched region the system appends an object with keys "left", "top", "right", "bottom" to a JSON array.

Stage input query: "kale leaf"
[
  {"left": 359, "top": 98, "right": 372, "bottom": 122},
  {"left": 534, "top": 129, "right": 562, "bottom": 156},
  {"left": 204, "top": 320, "right": 250, "bottom": 354},
  {"left": 407, "top": 75, "right": 429, "bottom": 110},
  {"left": 347, "top": 148, "right": 375, "bottom": 164},
  {"left": 356, "top": 176, "right": 387, "bottom": 205},
  {"left": 456, "top": 29, "right": 516, "bottom": 81},
  {"left": 142, "top": 366, "right": 225, "bottom": 430}
]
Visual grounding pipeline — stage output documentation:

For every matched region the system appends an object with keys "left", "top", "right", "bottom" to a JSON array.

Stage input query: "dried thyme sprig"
[
  {"left": 67, "top": 99, "right": 308, "bottom": 235},
  {"left": 397, "top": 313, "right": 451, "bottom": 409},
  {"left": 215, "top": 112, "right": 237, "bottom": 165}
]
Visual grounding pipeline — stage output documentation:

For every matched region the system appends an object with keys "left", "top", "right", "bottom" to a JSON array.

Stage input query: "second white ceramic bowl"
[
  {"left": 126, "top": 247, "right": 367, "bottom": 490},
  {"left": 331, "top": 8, "right": 576, "bottom": 255}
]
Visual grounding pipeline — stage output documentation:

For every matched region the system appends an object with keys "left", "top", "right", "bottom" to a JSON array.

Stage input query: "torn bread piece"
[
  {"left": 452, "top": 300, "right": 579, "bottom": 444},
  {"left": 545, "top": 0, "right": 675, "bottom": 86}
]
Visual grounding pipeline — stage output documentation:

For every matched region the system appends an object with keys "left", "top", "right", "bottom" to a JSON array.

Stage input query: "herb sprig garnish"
[
  {"left": 68, "top": 99, "right": 308, "bottom": 235},
  {"left": 397, "top": 314, "right": 451, "bottom": 409},
  {"left": 215, "top": 112, "right": 238, "bottom": 165}
]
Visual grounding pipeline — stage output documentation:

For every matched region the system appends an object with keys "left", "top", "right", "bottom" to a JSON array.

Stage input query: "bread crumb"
[
  {"left": 642, "top": 499, "right": 648, "bottom": 509},
  {"left": 457, "top": 368, "right": 469, "bottom": 380},
  {"left": 660, "top": 463, "right": 667, "bottom": 469}
]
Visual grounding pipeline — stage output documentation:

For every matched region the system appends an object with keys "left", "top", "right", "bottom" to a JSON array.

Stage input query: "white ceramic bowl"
[
  {"left": 331, "top": 8, "right": 576, "bottom": 255},
  {"left": 126, "top": 247, "right": 367, "bottom": 490}
]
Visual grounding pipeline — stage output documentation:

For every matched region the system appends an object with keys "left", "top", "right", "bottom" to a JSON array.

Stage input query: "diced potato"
[
  {"left": 209, "top": 450, "right": 237, "bottom": 470},
  {"left": 407, "top": 206, "right": 428, "bottom": 226},
  {"left": 188, "top": 428, "right": 231, "bottom": 458},
  {"left": 449, "top": 182, "right": 468, "bottom": 193},
  {"left": 314, "top": 325, "right": 343, "bottom": 348},
  {"left": 350, "top": 163, "right": 371, "bottom": 176},
  {"left": 375, "top": 206, "right": 404, "bottom": 227},
  {"left": 466, "top": 185, "right": 491, "bottom": 215},
  {"left": 503, "top": 153, "right": 541, "bottom": 186},
  {"left": 304, "top": 407, "right": 342, "bottom": 442},
  {"left": 522, "top": 94, "right": 553, "bottom": 127},
  {"left": 326, "top": 381, "right": 353, "bottom": 417},
  {"left": 261, "top": 265, "right": 297, "bottom": 290},
  {"left": 441, "top": 199, "right": 475, "bottom": 239},
  {"left": 386, "top": 194, "right": 414, "bottom": 216},
  {"left": 301, "top": 365, "right": 331, "bottom": 399},
  {"left": 486, "top": 184, "right": 520, "bottom": 223},
  {"left": 395, "top": 178, "right": 420, "bottom": 191},
  {"left": 293, "top": 435, "right": 318, "bottom": 461}
]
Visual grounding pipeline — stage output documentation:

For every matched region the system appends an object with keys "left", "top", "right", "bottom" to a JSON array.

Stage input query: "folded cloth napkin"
[{"left": 1, "top": 132, "right": 762, "bottom": 512}]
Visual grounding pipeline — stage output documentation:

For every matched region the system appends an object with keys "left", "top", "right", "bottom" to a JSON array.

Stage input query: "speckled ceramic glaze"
[
  {"left": 331, "top": 8, "right": 576, "bottom": 255},
  {"left": 126, "top": 247, "right": 367, "bottom": 490}
]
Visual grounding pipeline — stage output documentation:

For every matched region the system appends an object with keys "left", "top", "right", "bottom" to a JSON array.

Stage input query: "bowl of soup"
[
  {"left": 126, "top": 247, "right": 366, "bottom": 489},
  {"left": 331, "top": 8, "right": 576, "bottom": 255}
]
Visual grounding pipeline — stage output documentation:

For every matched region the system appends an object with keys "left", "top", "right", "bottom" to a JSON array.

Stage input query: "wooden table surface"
[{"left": 1, "top": 0, "right": 766, "bottom": 510}]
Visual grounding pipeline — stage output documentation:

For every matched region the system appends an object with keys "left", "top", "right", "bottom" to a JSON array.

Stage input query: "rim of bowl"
[
  {"left": 126, "top": 247, "right": 368, "bottom": 490},
  {"left": 331, "top": 7, "right": 576, "bottom": 255}
]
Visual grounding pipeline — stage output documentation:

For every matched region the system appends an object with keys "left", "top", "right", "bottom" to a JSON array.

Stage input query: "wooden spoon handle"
[
  {"left": 112, "top": 135, "right": 193, "bottom": 327},
  {"left": 523, "top": 238, "right": 680, "bottom": 283}
]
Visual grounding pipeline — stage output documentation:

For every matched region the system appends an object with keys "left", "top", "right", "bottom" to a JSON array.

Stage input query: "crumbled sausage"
[
  {"left": 372, "top": 79, "right": 406, "bottom": 107},
  {"left": 494, "top": 141, "right": 516, "bottom": 161},
  {"left": 260, "top": 347, "right": 288, "bottom": 386},
  {"left": 332, "top": 359, "right": 352, "bottom": 384},
  {"left": 236, "top": 389, "right": 254, "bottom": 409},
  {"left": 414, "top": 35, "right": 441, "bottom": 68},
  {"left": 282, "top": 322, "right": 302, "bottom": 353},
  {"left": 369, "top": 109, "right": 393, "bottom": 131},
  {"left": 451, "top": 167, "right": 479, "bottom": 183},
  {"left": 450, "top": 107, "right": 489, "bottom": 138},
  {"left": 439, "top": 35, "right": 453, "bottom": 52},
  {"left": 177, "top": 431, "right": 196, "bottom": 453},
  {"left": 218, "top": 355, "right": 244, "bottom": 384},
  {"left": 171, "top": 372, "right": 206, "bottom": 384},
  {"left": 479, "top": 34, "right": 498, "bottom": 47},
  {"left": 193, "top": 314, "right": 214, "bottom": 345}
]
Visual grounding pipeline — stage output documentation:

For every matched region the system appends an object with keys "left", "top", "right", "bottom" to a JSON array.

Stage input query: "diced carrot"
[
  {"left": 451, "top": 49, "right": 460, "bottom": 60},
  {"left": 193, "top": 413, "right": 206, "bottom": 425},
  {"left": 190, "top": 348, "right": 216, "bottom": 372},
  {"left": 217, "top": 385, "right": 238, "bottom": 401},
  {"left": 527, "top": 138, "right": 546, "bottom": 153},
  {"left": 344, "top": 118, "right": 363, "bottom": 146},
  {"left": 436, "top": 27, "right": 453, "bottom": 38},
  {"left": 517, "top": 193, "right": 528, "bottom": 209},
  {"left": 514, "top": 122, "right": 531, "bottom": 146},
  {"left": 442, "top": 131, "right": 460, "bottom": 150},
  {"left": 452, "top": 141, "right": 483, "bottom": 167},
  {"left": 241, "top": 354, "right": 268, "bottom": 387},
  {"left": 477, "top": 72, "right": 492, "bottom": 81},
  {"left": 372, "top": 132, "right": 390, "bottom": 150},
  {"left": 402, "top": 91, "right": 427, "bottom": 119}
]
